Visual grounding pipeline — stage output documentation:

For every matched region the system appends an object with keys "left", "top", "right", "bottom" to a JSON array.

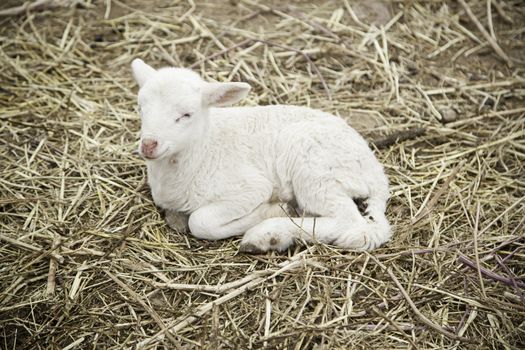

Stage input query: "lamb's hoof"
[
  {"left": 165, "top": 210, "right": 189, "bottom": 233},
  {"left": 239, "top": 243, "right": 265, "bottom": 254}
]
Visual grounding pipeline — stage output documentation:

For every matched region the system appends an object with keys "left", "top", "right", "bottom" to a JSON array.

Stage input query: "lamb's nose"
[{"left": 141, "top": 138, "right": 158, "bottom": 158}]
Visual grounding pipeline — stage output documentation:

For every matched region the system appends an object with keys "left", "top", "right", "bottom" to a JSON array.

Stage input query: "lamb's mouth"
[{"left": 142, "top": 148, "right": 168, "bottom": 160}]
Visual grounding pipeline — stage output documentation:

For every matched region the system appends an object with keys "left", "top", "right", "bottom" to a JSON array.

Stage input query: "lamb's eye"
[{"left": 176, "top": 113, "right": 192, "bottom": 122}]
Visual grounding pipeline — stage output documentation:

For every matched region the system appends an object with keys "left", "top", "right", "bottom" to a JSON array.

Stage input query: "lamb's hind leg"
[
  {"left": 239, "top": 216, "right": 344, "bottom": 253},
  {"left": 239, "top": 197, "right": 387, "bottom": 253}
]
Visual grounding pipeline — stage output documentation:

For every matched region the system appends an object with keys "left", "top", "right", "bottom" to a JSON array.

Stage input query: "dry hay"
[{"left": 1, "top": 0, "right": 524, "bottom": 349}]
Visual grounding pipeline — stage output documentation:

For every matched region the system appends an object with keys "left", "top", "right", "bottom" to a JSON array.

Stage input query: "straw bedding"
[{"left": 1, "top": 0, "right": 524, "bottom": 348}]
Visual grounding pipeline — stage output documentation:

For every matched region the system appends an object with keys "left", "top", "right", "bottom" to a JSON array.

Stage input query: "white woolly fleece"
[{"left": 132, "top": 59, "right": 391, "bottom": 252}]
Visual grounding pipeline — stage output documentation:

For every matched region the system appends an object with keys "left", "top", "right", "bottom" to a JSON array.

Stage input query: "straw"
[{"left": 1, "top": 0, "right": 524, "bottom": 348}]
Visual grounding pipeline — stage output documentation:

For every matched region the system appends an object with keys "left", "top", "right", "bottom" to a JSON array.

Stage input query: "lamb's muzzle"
[
  {"left": 131, "top": 58, "right": 392, "bottom": 252},
  {"left": 140, "top": 138, "right": 158, "bottom": 159}
]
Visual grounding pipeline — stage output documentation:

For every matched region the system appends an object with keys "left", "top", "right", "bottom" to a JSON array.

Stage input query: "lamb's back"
[{"left": 211, "top": 104, "right": 340, "bottom": 127}]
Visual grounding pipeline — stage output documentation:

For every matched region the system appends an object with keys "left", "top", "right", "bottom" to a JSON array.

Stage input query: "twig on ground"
[
  {"left": 412, "top": 160, "right": 466, "bottom": 224},
  {"left": 45, "top": 234, "right": 61, "bottom": 296},
  {"left": 473, "top": 202, "right": 487, "bottom": 297},
  {"left": 0, "top": 234, "right": 64, "bottom": 263},
  {"left": 387, "top": 268, "right": 473, "bottom": 343},
  {"left": 152, "top": 273, "right": 259, "bottom": 293},
  {"left": 458, "top": 254, "right": 525, "bottom": 288},
  {"left": 255, "top": 39, "right": 332, "bottom": 100},
  {"left": 494, "top": 255, "right": 525, "bottom": 304},
  {"left": 458, "top": 0, "right": 513, "bottom": 67},
  {"left": 189, "top": 39, "right": 252, "bottom": 69},
  {"left": 371, "top": 127, "right": 426, "bottom": 149},
  {"left": 491, "top": 0, "right": 513, "bottom": 24}
]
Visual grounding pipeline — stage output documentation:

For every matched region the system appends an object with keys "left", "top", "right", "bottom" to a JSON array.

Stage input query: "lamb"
[{"left": 131, "top": 58, "right": 391, "bottom": 252}]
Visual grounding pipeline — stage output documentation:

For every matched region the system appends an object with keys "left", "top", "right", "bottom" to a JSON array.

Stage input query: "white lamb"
[{"left": 131, "top": 59, "right": 391, "bottom": 252}]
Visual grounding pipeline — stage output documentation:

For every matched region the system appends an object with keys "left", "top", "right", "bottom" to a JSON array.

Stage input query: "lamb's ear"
[
  {"left": 202, "top": 82, "right": 251, "bottom": 107},
  {"left": 131, "top": 59, "right": 156, "bottom": 87}
]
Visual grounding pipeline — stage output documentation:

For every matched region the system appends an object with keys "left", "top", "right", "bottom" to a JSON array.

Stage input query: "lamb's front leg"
[{"left": 188, "top": 201, "right": 289, "bottom": 240}]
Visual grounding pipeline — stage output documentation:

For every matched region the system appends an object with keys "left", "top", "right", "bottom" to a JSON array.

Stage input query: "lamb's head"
[{"left": 131, "top": 59, "right": 251, "bottom": 160}]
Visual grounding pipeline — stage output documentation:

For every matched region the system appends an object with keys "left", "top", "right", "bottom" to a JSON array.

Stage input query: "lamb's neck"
[
  {"left": 146, "top": 131, "right": 210, "bottom": 211},
  {"left": 178, "top": 130, "right": 211, "bottom": 167}
]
